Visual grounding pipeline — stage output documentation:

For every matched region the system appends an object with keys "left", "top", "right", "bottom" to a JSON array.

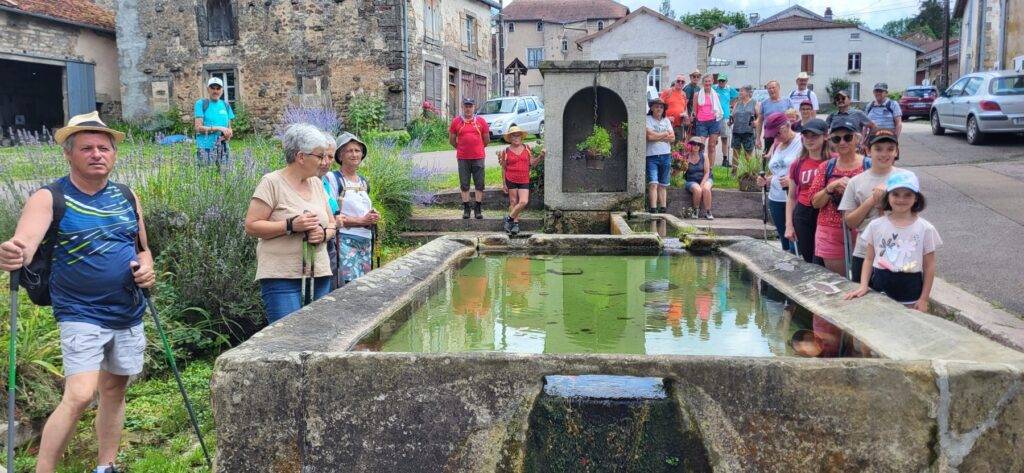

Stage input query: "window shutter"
[
  {"left": 801, "top": 54, "right": 814, "bottom": 74},
  {"left": 460, "top": 12, "right": 468, "bottom": 51},
  {"left": 195, "top": 3, "right": 210, "bottom": 44}
]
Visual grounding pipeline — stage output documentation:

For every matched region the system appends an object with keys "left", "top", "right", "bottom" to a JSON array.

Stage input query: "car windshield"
[
  {"left": 990, "top": 76, "right": 1024, "bottom": 95},
  {"left": 904, "top": 89, "right": 935, "bottom": 98},
  {"left": 480, "top": 99, "right": 517, "bottom": 114}
]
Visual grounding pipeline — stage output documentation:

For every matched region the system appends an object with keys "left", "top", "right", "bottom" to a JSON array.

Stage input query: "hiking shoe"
[
  {"left": 511, "top": 221, "right": 521, "bottom": 235},
  {"left": 474, "top": 202, "right": 483, "bottom": 219},
  {"left": 94, "top": 465, "right": 120, "bottom": 473},
  {"left": 462, "top": 202, "right": 471, "bottom": 219},
  {"left": 704, "top": 210, "right": 715, "bottom": 220},
  {"left": 503, "top": 216, "right": 513, "bottom": 233},
  {"left": 657, "top": 207, "right": 667, "bottom": 214}
]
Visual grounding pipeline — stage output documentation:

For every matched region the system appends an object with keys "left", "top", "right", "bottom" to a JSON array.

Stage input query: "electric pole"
[{"left": 941, "top": 0, "right": 950, "bottom": 90}]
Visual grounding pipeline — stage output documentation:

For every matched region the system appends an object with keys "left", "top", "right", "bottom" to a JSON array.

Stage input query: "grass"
[
  {"left": 416, "top": 134, "right": 538, "bottom": 154},
  {"left": 429, "top": 166, "right": 506, "bottom": 191},
  {"left": 711, "top": 166, "right": 739, "bottom": 190}
]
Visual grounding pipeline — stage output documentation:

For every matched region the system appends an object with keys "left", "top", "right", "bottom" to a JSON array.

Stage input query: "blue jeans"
[
  {"left": 645, "top": 154, "right": 672, "bottom": 186},
  {"left": 695, "top": 119, "right": 721, "bottom": 137},
  {"left": 260, "top": 277, "right": 332, "bottom": 324},
  {"left": 196, "top": 141, "right": 230, "bottom": 166},
  {"left": 768, "top": 199, "right": 796, "bottom": 254}
]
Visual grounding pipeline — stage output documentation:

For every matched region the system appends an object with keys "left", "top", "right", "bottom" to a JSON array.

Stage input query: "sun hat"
[
  {"left": 886, "top": 171, "right": 920, "bottom": 193},
  {"left": 829, "top": 116, "right": 859, "bottom": 134},
  {"left": 873, "top": 82, "right": 889, "bottom": 92},
  {"left": 54, "top": 111, "right": 125, "bottom": 146},
  {"left": 763, "top": 112, "right": 789, "bottom": 138},
  {"left": 207, "top": 77, "right": 224, "bottom": 88},
  {"left": 503, "top": 125, "right": 528, "bottom": 142},
  {"left": 334, "top": 132, "right": 368, "bottom": 164},
  {"left": 867, "top": 129, "right": 899, "bottom": 146},
  {"left": 690, "top": 69, "right": 701, "bottom": 76},
  {"left": 687, "top": 135, "right": 706, "bottom": 147},
  {"left": 796, "top": 72, "right": 810, "bottom": 80},
  {"left": 800, "top": 119, "right": 828, "bottom": 135}
]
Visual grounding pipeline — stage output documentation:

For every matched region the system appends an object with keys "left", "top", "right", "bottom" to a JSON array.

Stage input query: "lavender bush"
[{"left": 276, "top": 103, "right": 342, "bottom": 138}]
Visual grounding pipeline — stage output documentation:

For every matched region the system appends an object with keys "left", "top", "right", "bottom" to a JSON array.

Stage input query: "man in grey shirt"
[{"left": 827, "top": 90, "right": 875, "bottom": 151}]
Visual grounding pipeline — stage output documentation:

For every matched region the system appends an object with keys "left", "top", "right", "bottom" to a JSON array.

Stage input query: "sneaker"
[
  {"left": 511, "top": 221, "right": 521, "bottom": 235},
  {"left": 474, "top": 202, "right": 483, "bottom": 219},
  {"left": 704, "top": 210, "right": 714, "bottom": 220},
  {"left": 646, "top": 207, "right": 656, "bottom": 214},
  {"left": 503, "top": 216, "right": 513, "bottom": 233},
  {"left": 657, "top": 207, "right": 666, "bottom": 214},
  {"left": 462, "top": 202, "right": 471, "bottom": 219},
  {"left": 95, "top": 465, "right": 120, "bottom": 473}
]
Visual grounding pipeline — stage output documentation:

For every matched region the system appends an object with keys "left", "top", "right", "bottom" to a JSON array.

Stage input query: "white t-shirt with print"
[
  {"left": 646, "top": 115, "right": 673, "bottom": 157},
  {"left": 859, "top": 215, "right": 942, "bottom": 273},
  {"left": 767, "top": 135, "right": 803, "bottom": 202}
]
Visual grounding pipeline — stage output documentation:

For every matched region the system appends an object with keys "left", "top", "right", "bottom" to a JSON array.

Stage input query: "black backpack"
[{"left": 20, "top": 181, "right": 139, "bottom": 306}]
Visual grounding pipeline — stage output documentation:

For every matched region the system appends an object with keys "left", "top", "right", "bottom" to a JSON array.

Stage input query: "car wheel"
[
  {"left": 931, "top": 111, "right": 945, "bottom": 135},
  {"left": 966, "top": 116, "right": 985, "bottom": 145},
  {"left": 537, "top": 121, "right": 544, "bottom": 138}
]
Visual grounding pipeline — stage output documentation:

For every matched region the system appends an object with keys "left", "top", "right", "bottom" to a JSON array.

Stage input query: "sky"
[{"left": 615, "top": 0, "right": 923, "bottom": 30}]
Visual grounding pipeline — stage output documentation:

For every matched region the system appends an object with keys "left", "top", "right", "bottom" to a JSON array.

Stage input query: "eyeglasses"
[
  {"left": 675, "top": 80, "right": 686, "bottom": 84},
  {"left": 830, "top": 134, "right": 856, "bottom": 144},
  {"left": 303, "top": 152, "right": 331, "bottom": 161},
  {"left": 209, "top": 85, "right": 223, "bottom": 90},
  {"left": 833, "top": 96, "right": 847, "bottom": 102}
]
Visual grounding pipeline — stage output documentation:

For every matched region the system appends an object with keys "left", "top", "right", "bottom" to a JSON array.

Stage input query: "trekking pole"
[
  {"left": 759, "top": 172, "right": 769, "bottom": 242},
  {"left": 370, "top": 224, "right": 377, "bottom": 270},
  {"left": 300, "top": 210, "right": 310, "bottom": 306},
  {"left": 134, "top": 277, "right": 213, "bottom": 469},
  {"left": 6, "top": 270, "right": 19, "bottom": 473},
  {"left": 333, "top": 232, "right": 342, "bottom": 289},
  {"left": 841, "top": 216, "right": 854, "bottom": 280}
]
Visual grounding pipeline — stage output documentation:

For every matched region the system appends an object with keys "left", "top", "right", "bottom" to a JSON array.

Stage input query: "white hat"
[
  {"left": 54, "top": 111, "right": 125, "bottom": 145},
  {"left": 796, "top": 72, "right": 810, "bottom": 80},
  {"left": 207, "top": 77, "right": 224, "bottom": 87}
]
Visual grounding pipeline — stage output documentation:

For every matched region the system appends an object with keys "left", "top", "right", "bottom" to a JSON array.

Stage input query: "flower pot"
[
  {"left": 584, "top": 149, "right": 607, "bottom": 170},
  {"left": 738, "top": 176, "right": 760, "bottom": 192}
]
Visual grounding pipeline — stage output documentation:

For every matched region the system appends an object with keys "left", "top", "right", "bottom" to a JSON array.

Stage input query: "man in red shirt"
[
  {"left": 448, "top": 98, "right": 490, "bottom": 219},
  {"left": 660, "top": 74, "right": 689, "bottom": 143}
]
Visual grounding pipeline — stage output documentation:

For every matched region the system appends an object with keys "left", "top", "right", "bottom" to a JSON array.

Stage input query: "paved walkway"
[
  {"left": 415, "top": 144, "right": 503, "bottom": 173},
  {"left": 896, "top": 120, "right": 1024, "bottom": 317}
]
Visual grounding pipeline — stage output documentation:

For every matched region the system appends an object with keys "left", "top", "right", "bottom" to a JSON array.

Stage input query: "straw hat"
[
  {"left": 54, "top": 111, "right": 125, "bottom": 146},
  {"left": 503, "top": 125, "right": 528, "bottom": 142},
  {"left": 687, "top": 136, "right": 706, "bottom": 147}
]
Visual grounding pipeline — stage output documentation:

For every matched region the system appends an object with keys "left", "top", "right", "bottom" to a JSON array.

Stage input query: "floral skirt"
[{"left": 338, "top": 233, "right": 372, "bottom": 284}]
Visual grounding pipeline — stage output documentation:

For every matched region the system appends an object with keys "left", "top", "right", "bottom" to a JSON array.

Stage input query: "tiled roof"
[
  {"left": 576, "top": 7, "right": 708, "bottom": 44},
  {"left": 0, "top": 0, "right": 115, "bottom": 32},
  {"left": 919, "top": 38, "right": 959, "bottom": 54},
  {"left": 744, "top": 15, "right": 848, "bottom": 33},
  {"left": 503, "top": 0, "right": 629, "bottom": 23}
]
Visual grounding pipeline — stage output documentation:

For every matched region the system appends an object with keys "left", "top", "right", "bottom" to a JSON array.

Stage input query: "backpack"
[
  {"left": 200, "top": 98, "right": 234, "bottom": 117},
  {"left": 865, "top": 99, "right": 898, "bottom": 121},
  {"left": 456, "top": 116, "right": 484, "bottom": 141},
  {"left": 20, "top": 181, "right": 138, "bottom": 306},
  {"left": 823, "top": 156, "right": 872, "bottom": 205},
  {"left": 328, "top": 171, "right": 370, "bottom": 200}
]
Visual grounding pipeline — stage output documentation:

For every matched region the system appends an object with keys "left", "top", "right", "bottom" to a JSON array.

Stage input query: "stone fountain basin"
[{"left": 211, "top": 235, "right": 1024, "bottom": 472}]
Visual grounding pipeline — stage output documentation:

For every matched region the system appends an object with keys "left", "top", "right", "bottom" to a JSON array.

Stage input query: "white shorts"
[{"left": 718, "top": 119, "right": 732, "bottom": 140}]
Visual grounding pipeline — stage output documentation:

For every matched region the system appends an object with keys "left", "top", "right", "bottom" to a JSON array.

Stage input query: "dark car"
[{"left": 900, "top": 85, "right": 938, "bottom": 119}]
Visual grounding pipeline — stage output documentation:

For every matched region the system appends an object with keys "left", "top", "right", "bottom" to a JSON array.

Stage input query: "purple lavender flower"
[{"left": 276, "top": 104, "right": 342, "bottom": 137}]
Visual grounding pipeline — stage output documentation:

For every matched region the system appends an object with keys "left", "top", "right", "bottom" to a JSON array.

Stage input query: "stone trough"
[{"left": 212, "top": 233, "right": 1024, "bottom": 472}]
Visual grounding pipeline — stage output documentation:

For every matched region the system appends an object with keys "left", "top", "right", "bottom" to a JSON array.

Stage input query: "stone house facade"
[
  {"left": 570, "top": 7, "right": 709, "bottom": 94},
  {"left": 955, "top": 0, "right": 1024, "bottom": 74},
  {"left": 500, "top": 0, "right": 629, "bottom": 100},
  {"left": 116, "top": 0, "right": 496, "bottom": 131},
  {"left": 0, "top": 0, "right": 120, "bottom": 135}
]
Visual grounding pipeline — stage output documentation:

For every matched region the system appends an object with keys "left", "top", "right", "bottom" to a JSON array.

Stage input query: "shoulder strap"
[
  {"left": 885, "top": 100, "right": 897, "bottom": 116},
  {"left": 225, "top": 101, "right": 234, "bottom": 116},
  {"left": 112, "top": 183, "right": 140, "bottom": 222},
  {"left": 824, "top": 157, "right": 838, "bottom": 182},
  {"left": 43, "top": 182, "right": 66, "bottom": 242},
  {"left": 863, "top": 157, "right": 872, "bottom": 170},
  {"left": 201, "top": 98, "right": 210, "bottom": 114}
]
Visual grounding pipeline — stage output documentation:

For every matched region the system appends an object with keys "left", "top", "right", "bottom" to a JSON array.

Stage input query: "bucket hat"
[{"left": 334, "top": 132, "right": 368, "bottom": 164}]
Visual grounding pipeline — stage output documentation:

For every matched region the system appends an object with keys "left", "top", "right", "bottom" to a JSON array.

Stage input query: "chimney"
[
  {"left": 824, "top": 7, "right": 833, "bottom": 21},
  {"left": 749, "top": 12, "right": 760, "bottom": 25}
]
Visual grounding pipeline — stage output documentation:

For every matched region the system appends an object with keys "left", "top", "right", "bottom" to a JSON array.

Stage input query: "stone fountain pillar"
[{"left": 540, "top": 60, "right": 652, "bottom": 230}]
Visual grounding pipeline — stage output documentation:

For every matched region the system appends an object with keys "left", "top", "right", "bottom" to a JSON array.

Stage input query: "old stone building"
[
  {"left": 117, "top": 0, "right": 497, "bottom": 131},
  {"left": 0, "top": 0, "right": 120, "bottom": 135}
]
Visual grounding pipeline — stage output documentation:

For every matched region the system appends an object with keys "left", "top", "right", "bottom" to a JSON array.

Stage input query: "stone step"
[
  {"left": 399, "top": 231, "right": 537, "bottom": 244},
  {"left": 427, "top": 187, "right": 545, "bottom": 210},
  {"left": 672, "top": 217, "right": 778, "bottom": 239},
  {"left": 407, "top": 217, "right": 544, "bottom": 233}
]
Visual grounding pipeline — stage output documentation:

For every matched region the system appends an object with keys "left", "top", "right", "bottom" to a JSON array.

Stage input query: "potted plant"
[
  {"left": 735, "top": 150, "right": 763, "bottom": 192},
  {"left": 577, "top": 125, "right": 613, "bottom": 169}
]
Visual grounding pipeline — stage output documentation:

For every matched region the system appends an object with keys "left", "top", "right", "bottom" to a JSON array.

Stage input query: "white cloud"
[{"left": 617, "top": 0, "right": 921, "bottom": 29}]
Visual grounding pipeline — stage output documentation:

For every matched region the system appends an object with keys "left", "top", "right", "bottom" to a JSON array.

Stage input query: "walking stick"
[
  {"left": 300, "top": 210, "right": 310, "bottom": 306},
  {"left": 759, "top": 172, "right": 769, "bottom": 241},
  {"left": 841, "top": 216, "right": 854, "bottom": 280},
  {"left": 370, "top": 224, "right": 377, "bottom": 270},
  {"left": 7, "top": 270, "right": 19, "bottom": 473},
  {"left": 136, "top": 280, "right": 213, "bottom": 468}
]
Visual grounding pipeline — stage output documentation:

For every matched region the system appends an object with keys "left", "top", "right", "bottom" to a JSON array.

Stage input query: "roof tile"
[
  {"left": 744, "top": 16, "right": 847, "bottom": 33},
  {"left": 2, "top": 0, "right": 115, "bottom": 31},
  {"left": 504, "top": 0, "right": 628, "bottom": 23}
]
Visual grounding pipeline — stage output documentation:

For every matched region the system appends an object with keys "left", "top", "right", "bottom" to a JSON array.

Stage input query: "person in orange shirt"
[{"left": 660, "top": 74, "right": 690, "bottom": 143}]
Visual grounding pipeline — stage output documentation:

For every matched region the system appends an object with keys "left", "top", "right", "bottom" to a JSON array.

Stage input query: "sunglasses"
[
  {"left": 209, "top": 85, "right": 223, "bottom": 90},
  {"left": 675, "top": 80, "right": 686, "bottom": 84},
  {"left": 830, "top": 134, "right": 856, "bottom": 144}
]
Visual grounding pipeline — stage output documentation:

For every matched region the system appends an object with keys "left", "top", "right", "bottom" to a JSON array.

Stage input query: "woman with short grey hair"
[{"left": 244, "top": 123, "right": 340, "bottom": 323}]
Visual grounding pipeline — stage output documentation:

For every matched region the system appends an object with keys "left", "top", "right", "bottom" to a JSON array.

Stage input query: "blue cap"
[{"left": 886, "top": 171, "right": 920, "bottom": 193}]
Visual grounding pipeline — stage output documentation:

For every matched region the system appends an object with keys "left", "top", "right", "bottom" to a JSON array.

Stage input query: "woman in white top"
[
  {"left": 645, "top": 97, "right": 675, "bottom": 214},
  {"left": 758, "top": 112, "right": 803, "bottom": 253},
  {"left": 326, "top": 132, "right": 380, "bottom": 285}
]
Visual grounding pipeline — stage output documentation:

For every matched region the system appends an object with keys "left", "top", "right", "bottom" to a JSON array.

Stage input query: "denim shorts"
[
  {"left": 695, "top": 119, "right": 721, "bottom": 137},
  {"left": 260, "top": 277, "right": 332, "bottom": 324},
  {"left": 196, "top": 141, "right": 230, "bottom": 166},
  {"left": 731, "top": 132, "right": 755, "bottom": 151},
  {"left": 59, "top": 321, "right": 146, "bottom": 377},
  {"left": 645, "top": 154, "right": 672, "bottom": 186}
]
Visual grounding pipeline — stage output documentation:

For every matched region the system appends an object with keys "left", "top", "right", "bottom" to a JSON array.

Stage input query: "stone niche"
[{"left": 541, "top": 60, "right": 651, "bottom": 211}]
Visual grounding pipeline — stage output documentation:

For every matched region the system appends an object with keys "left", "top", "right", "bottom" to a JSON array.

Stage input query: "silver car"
[
  {"left": 478, "top": 96, "right": 545, "bottom": 139},
  {"left": 930, "top": 70, "right": 1024, "bottom": 145}
]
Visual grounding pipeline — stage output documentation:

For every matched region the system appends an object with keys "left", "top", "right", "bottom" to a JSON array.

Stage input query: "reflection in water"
[
  {"left": 367, "top": 254, "right": 829, "bottom": 357},
  {"left": 626, "top": 218, "right": 668, "bottom": 237}
]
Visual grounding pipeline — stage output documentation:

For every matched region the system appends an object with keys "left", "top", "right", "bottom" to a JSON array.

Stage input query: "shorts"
[
  {"left": 731, "top": 132, "right": 754, "bottom": 152},
  {"left": 695, "top": 119, "right": 721, "bottom": 137},
  {"left": 869, "top": 268, "right": 924, "bottom": 305},
  {"left": 505, "top": 180, "right": 530, "bottom": 190},
  {"left": 645, "top": 154, "right": 672, "bottom": 186},
  {"left": 718, "top": 118, "right": 732, "bottom": 140},
  {"left": 814, "top": 224, "right": 855, "bottom": 260},
  {"left": 684, "top": 179, "right": 713, "bottom": 192},
  {"left": 458, "top": 159, "right": 485, "bottom": 192},
  {"left": 59, "top": 321, "right": 146, "bottom": 377}
]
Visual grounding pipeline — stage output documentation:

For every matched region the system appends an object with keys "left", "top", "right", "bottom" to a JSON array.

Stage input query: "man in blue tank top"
[{"left": 0, "top": 112, "right": 155, "bottom": 473}]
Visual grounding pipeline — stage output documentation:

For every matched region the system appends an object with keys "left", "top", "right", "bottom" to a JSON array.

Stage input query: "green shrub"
[
  {"left": 361, "top": 140, "right": 432, "bottom": 242},
  {"left": 826, "top": 77, "right": 853, "bottom": 103},
  {"left": 888, "top": 91, "right": 903, "bottom": 101},
  {"left": 407, "top": 115, "right": 449, "bottom": 145},
  {"left": 347, "top": 93, "right": 388, "bottom": 135},
  {"left": 365, "top": 129, "right": 412, "bottom": 147},
  {"left": 230, "top": 101, "right": 254, "bottom": 137},
  {"left": 577, "top": 125, "right": 612, "bottom": 157},
  {"left": 0, "top": 275, "right": 64, "bottom": 421}
]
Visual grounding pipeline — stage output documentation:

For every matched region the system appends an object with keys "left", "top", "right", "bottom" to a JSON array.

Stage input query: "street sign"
[{"left": 505, "top": 58, "right": 528, "bottom": 76}]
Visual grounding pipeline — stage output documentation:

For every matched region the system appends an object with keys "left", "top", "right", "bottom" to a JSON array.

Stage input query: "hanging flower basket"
[{"left": 577, "top": 125, "right": 612, "bottom": 170}]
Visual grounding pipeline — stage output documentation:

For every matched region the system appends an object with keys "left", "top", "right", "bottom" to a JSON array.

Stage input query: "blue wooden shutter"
[{"left": 66, "top": 62, "right": 96, "bottom": 116}]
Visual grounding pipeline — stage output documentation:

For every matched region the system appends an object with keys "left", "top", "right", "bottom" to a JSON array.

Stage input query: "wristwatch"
[{"left": 286, "top": 216, "right": 297, "bottom": 235}]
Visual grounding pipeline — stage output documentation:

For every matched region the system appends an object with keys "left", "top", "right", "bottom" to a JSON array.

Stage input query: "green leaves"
[{"left": 577, "top": 125, "right": 613, "bottom": 158}]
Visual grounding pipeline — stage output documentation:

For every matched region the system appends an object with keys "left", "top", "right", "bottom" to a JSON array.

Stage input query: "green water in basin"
[{"left": 357, "top": 254, "right": 809, "bottom": 356}]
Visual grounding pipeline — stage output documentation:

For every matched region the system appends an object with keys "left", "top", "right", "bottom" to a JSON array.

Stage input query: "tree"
[
  {"left": 916, "top": 0, "right": 945, "bottom": 40},
  {"left": 832, "top": 18, "right": 864, "bottom": 27},
  {"left": 881, "top": 17, "right": 916, "bottom": 38},
  {"left": 658, "top": 0, "right": 675, "bottom": 20},
  {"left": 679, "top": 8, "right": 749, "bottom": 32},
  {"left": 826, "top": 77, "right": 852, "bottom": 102}
]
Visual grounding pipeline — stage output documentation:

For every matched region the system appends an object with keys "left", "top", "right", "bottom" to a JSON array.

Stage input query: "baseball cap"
[
  {"left": 873, "top": 82, "right": 889, "bottom": 92},
  {"left": 763, "top": 112, "right": 789, "bottom": 138},
  {"left": 867, "top": 129, "right": 899, "bottom": 146},
  {"left": 717, "top": 74, "right": 728, "bottom": 81},
  {"left": 886, "top": 171, "right": 920, "bottom": 193},
  {"left": 462, "top": 98, "right": 476, "bottom": 106},
  {"left": 207, "top": 77, "right": 224, "bottom": 88},
  {"left": 800, "top": 119, "right": 828, "bottom": 135},
  {"left": 799, "top": 99, "right": 814, "bottom": 108},
  {"left": 833, "top": 90, "right": 850, "bottom": 100},
  {"left": 829, "top": 117, "right": 859, "bottom": 133}
]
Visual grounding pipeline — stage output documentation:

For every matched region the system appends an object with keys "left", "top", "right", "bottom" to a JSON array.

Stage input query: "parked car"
[
  {"left": 478, "top": 96, "right": 544, "bottom": 140},
  {"left": 899, "top": 85, "right": 938, "bottom": 119},
  {"left": 931, "top": 70, "right": 1024, "bottom": 145}
]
